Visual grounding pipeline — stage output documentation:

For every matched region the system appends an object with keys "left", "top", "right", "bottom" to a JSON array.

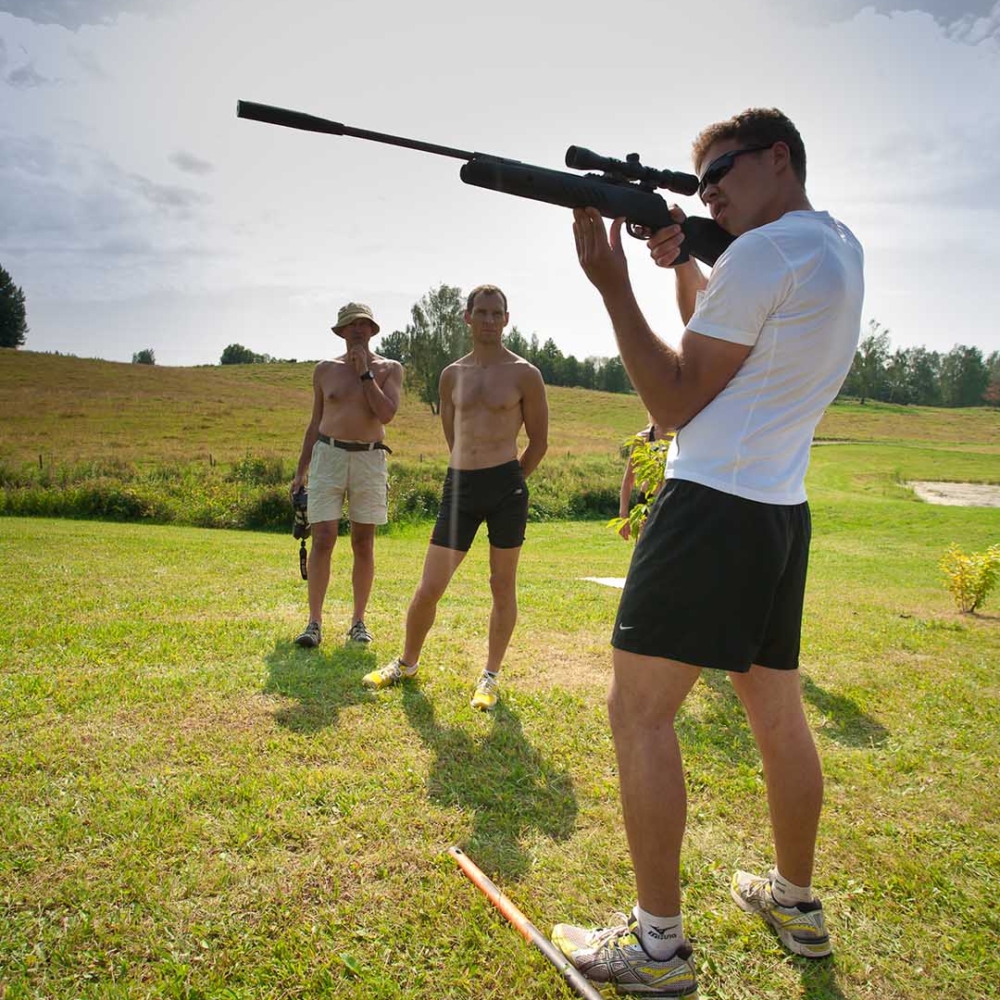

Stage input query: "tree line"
[
  {"left": 4, "top": 261, "right": 996, "bottom": 409},
  {"left": 840, "top": 321, "right": 999, "bottom": 407}
]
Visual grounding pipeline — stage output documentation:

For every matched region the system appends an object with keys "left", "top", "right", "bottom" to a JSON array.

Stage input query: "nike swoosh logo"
[{"left": 618, "top": 624, "right": 635, "bottom": 631}]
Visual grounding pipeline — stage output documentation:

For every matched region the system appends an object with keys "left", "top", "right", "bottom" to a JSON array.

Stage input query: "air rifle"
[{"left": 236, "top": 101, "right": 735, "bottom": 267}]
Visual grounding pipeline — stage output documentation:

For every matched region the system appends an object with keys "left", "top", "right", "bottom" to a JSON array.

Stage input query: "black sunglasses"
[{"left": 698, "top": 145, "right": 773, "bottom": 197}]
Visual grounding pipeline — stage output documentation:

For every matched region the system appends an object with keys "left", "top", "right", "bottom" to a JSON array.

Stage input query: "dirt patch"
[{"left": 907, "top": 481, "right": 1000, "bottom": 507}]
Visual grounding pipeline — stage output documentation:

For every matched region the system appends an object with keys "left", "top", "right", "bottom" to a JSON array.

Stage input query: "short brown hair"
[
  {"left": 466, "top": 284, "right": 508, "bottom": 313},
  {"left": 692, "top": 108, "right": 806, "bottom": 185}
]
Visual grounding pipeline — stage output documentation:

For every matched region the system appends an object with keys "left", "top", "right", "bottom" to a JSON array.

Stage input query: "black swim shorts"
[
  {"left": 612, "top": 479, "right": 811, "bottom": 672},
  {"left": 430, "top": 460, "right": 529, "bottom": 552}
]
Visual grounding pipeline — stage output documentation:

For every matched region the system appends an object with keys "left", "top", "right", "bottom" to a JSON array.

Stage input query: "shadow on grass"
[
  {"left": 262, "top": 639, "right": 377, "bottom": 732},
  {"left": 401, "top": 683, "right": 577, "bottom": 883},
  {"left": 797, "top": 956, "right": 848, "bottom": 999},
  {"left": 801, "top": 675, "right": 889, "bottom": 747},
  {"left": 679, "top": 670, "right": 758, "bottom": 759},
  {"left": 686, "top": 669, "right": 887, "bottom": 752}
]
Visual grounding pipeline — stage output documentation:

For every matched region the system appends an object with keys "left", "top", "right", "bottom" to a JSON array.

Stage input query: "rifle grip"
[{"left": 625, "top": 220, "right": 690, "bottom": 266}]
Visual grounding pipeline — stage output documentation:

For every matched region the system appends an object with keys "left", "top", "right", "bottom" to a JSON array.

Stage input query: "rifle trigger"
[{"left": 626, "top": 221, "right": 653, "bottom": 240}]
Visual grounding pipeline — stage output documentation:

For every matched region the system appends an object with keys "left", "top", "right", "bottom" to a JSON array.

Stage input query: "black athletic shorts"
[
  {"left": 612, "top": 479, "right": 811, "bottom": 672},
  {"left": 430, "top": 461, "right": 529, "bottom": 552}
]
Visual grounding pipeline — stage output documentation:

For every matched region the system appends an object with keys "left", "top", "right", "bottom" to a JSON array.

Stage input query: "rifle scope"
[{"left": 565, "top": 146, "right": 699, "bottom": 197}]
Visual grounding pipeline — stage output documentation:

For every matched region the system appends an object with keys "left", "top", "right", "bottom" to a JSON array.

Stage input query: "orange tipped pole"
[{"left": 448, "top": 846, "right": 604, "bottom": 1000}]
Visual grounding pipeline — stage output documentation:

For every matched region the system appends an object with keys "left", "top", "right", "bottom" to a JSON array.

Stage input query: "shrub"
[
  {"left": 226, "top": 451, "right": 287, "bottom": 486},
  {"left": 940, "top": 542, "right": 1000, "bottom": 613},
  {"left": 607, "top": 432, "right": 671, "bottom": 541}
]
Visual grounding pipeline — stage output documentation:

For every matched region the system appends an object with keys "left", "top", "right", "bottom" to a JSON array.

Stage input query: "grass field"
[
  {"left": 2, "top": 349, "right": 998, "bottom": 532},
  {"left": 1, "top": 350, "right": 999, "bottom": 998}
]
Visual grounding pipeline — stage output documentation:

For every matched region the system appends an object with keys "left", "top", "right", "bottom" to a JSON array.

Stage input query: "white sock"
[
  {"left": 770, "top": 869, "right": 814, "bottom": 906},
  {"left": 634, "top": 905, "right": 684, "bottom": 960}
]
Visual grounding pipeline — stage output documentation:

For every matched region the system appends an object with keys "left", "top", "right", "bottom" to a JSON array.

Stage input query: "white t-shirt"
[{"left": 666, "top": 210, "right": 864, "bottom": 504}]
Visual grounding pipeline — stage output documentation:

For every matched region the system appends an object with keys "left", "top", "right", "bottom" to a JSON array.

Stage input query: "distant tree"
[
  {"left": 0, "top": 263, "right": 29, "bottom": 348},
  {"left": 579, "top": 357, "right": 597, "bottom": 390},
  {"left": 534, "top": 337, "right": 565, "bottom": 385},
  {"left": 132, "top": 348, "right": 156, "bottom": 365},
  {"left": 847, "top": 320, "right": 891, "bottom": 404},
  {"left": 403, "top": 284, "right": 468, "bottom": 413},
  {"left": 599, "top": 355, "right": 631, "bottom": 394},
  {"left": 378, "top": 328, "right": 410, "bottom": 364},
  {"left": 884, "top": 347, "right": 912, "bottom": 404},
  {"left": 561, "top": 353, "right": 581, "bottom": 388},
  {"left": 220, "top": 343, "right": 264, "bottom": 365},
  {"left": 906, "top": 347, "right": 941, "bottom": 406},
  {"left": 504, "top": 325, "right": 530, "bottom": 358},
  {"left": 984, "top": 350, "right": 1000, "bottom": 408},
  {"left": 939, "top": 345, "right": 989, "bottom": 407}
]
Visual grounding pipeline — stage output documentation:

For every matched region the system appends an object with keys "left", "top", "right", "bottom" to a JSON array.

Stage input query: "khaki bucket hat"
[{"left": 332, "top": 302, "right": 380, "bottom": 336}]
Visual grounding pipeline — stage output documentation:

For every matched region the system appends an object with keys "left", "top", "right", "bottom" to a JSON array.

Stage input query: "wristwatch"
[{"left": 360, "top": 370, "right": 375, "bottom": 382}]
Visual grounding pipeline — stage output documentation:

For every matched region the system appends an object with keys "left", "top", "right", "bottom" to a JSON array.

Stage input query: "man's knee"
[
  {"left": 311, "top": 522, "right": 338, "bottom": 553},
  {"left": 350, "top": 524, "right": 375, "bottom": 557},
  {"left": 413, "top": 575, "right": 448, "bottom": 608},
  {"left": 608, "top": 652, "right": 700, "bottom": 732},
  {"left": 488, "top": 570, "right": 517, "bottom": 605}
]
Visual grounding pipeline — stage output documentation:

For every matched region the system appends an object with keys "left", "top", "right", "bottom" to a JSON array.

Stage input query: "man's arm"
[
  {"left": 292, "top": 366, "right": 325, "bottom": 493},
  {"left": 645, "top": 208, "right": 708, "bottom": 326},
  {"left": 573, "top": 208, "right": 750, "bottom": 431},
  {"left": 517, "top": 366, "right": 549, "bottom": 477},
  {"left": 362, "top": 360, "right": 403, "bottom": 425},
  {"left": 439, "top": 366, "right": 456, "bottom": 452}
]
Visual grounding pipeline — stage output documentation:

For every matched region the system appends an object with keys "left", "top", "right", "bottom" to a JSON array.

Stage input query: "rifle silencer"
[{"left": 236, "top": 101, "right": 346, "bottom": 136}]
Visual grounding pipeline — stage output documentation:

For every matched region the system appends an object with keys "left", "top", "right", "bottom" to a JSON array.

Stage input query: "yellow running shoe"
[
  {"left": 470, "top": 671, "right": 499, "bottom": 711},
  {"left": 362, "top": 657, "right": 418, "bottom": 690},
  {"left": 551, "top": 912, "right": 698, "bottom": 997},
  {"left": 730, "top": 869, "right": 832, "bottom": 958}
]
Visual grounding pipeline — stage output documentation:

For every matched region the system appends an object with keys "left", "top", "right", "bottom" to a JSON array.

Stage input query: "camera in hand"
[{"left": 292, "top": 487, "right": 310, "bottom": 579}]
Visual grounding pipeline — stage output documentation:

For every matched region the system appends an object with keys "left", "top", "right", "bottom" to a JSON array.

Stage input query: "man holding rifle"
[{"left": 551, "top": 109, "right": 864, "bottom": 996}]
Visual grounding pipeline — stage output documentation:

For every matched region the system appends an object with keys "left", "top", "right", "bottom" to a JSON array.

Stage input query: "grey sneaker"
[
  {"left": 294, "top": 621, "right": 322, "bottom": 648},
  {"left": 551, "top": 912, "right": 698, "bottom": 997},
  {"left": 731, "top": 869, "right": 831, "bottom": 958},
  {"left": 362, "top": 657, "right": 419, "bottom": 690},
  {"left": 346, "top": 619, "right": 374, "bottom": 644}
]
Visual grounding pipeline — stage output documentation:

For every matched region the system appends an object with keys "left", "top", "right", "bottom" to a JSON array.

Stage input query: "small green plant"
[
  {"left": 940, "top": 542, "right": 1000, "bottom": 612},
  {"left": 607, "top": 432, "right": 671, "bottom": 541}
]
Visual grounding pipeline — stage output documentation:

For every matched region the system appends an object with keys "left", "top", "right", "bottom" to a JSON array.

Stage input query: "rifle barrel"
[{"left": 236, "top": 101, "right": 474, "bottom": 160}]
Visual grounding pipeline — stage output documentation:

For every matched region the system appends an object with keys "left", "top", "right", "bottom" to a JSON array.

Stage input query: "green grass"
[
  {"left": 2, "top": 349, "right": 999, "bottom": 997},
  {"left": 3, "top": 351, "right": 999, "bottom": 532},
  {"left": 1, "top": 459, "right": 998, "bottom": 999}
]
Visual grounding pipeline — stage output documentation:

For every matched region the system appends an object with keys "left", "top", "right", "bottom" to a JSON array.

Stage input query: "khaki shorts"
[{"left": 307, "top": 440, "right": 388, "bottom": 526}]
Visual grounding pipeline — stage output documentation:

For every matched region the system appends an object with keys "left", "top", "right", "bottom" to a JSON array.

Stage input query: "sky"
[{"left": 1, "top": 0, "right": 998, "bottom": 367}]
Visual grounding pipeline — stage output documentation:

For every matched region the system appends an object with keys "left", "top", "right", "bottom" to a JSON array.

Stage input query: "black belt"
[{"left": 318, "top": 434, "right": 391, "bottom": 453}]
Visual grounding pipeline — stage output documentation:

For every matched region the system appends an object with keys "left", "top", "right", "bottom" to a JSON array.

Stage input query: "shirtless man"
[
  {"left": 362, "top": 284, "right": 548, "bottom": 710},
  {"left": 291, "top": 302, "right": 402, "bottom": 648}
]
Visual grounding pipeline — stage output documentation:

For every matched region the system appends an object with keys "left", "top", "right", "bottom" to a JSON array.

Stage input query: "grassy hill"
[{"left": 1, "top": 348, "right": 998, "bottom": 530}]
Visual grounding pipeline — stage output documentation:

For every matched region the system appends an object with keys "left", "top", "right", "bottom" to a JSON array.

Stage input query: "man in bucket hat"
[{"left": 291, "top": 302, "right": 403, "bottom": 648}]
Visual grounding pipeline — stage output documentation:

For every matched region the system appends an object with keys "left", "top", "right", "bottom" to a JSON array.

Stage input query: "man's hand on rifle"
[
  {"left": 572, "top": 208, "right": 630, "bottom": 296},
  {"left": 646, "top": 206, "right": 688, "bottom": 269}
]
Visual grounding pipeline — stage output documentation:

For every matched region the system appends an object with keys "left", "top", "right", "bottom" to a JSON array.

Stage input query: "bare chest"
[
  {"left": 452, "top": 368, "right": 522, "bottom": 414},
  {"left": 318, "top": 362, "right": 365, "bottom": 404}
]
